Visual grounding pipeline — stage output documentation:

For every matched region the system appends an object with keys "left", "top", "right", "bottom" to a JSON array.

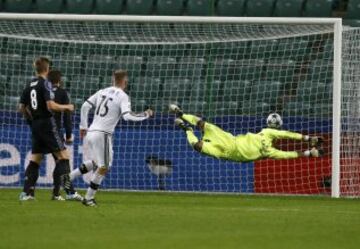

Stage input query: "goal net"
[{"left": 0, "top": 14, "right": 358, "bottom": 197}]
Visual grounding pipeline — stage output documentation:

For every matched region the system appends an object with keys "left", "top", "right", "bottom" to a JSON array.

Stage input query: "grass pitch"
[{"left": 0, "top": 189, "right": 359, "bottom": 249}]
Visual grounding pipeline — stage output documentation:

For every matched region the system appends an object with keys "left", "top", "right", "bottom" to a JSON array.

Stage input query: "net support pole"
[{"left": 331, "top": 19, "right": 342, "bottom": 198}]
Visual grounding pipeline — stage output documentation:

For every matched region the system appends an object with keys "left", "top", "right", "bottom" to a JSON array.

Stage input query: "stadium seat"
[
  {"left": 0, "top": 75, "right": 8, "bottom": 97},
  {"left": 126, "top": 0, "right": 154, "bottom": 15},
  {"left": 264, "top": 59, "right": 298, "bottom": 82},
  {"left": 296, "top": 82, "right": 330, "bottom": 103},
  {"left": 66, "top": 0, "right": 94, "bottom": 14},
  {"left": 177, "top": 57, "right": 206, "bottom": 79},
  {"left": 223, "top": 80, "right": 251, "bottom": 102},
  {"left": 85, "top": 55, "right": 115, "bottom": 77},
  {"left": 214, "top": 59, "right": 264, "bottom": 81},
  {"left": 70, "top": 76, "right": 100, "bottom": 100},
  {"left": 346, "top": 0, "right": 360, "bottom": 19},
  {"left": 36, "top": 0, "right": 63, "bottom": 13},
  {"left": 273, "top": 0, "right": 304, "bottom": 17},
  {"left": 4, "top": 0, "right": 32, "bottom": 12},
  {"left": 95, "top": 0, "right": 124, "bottom": 14},
  {"left": 115, "top": 56, "right": 143, "bottom": 79},
  {"left": 186, "top": 0, "right": 215, "bottom": 16},
  {"left": 0, "top": 53, "right": 23, "bottom": 75},
  {"left": 209, "top": 101, "right": 238, "bottom": 116},
  {"left": 9, "top": 76, "right": 30, "bottom": 96},
  {"left": 0, "top": 96, "right": 19, "bottom": 111},
  {"left": 343, "top": 19, "right": 360, "bottom": 27},
  {"left": 245, "top": 0, "right": 275, "bottom": 17},
  {"left": 303, "top": 0, "right": 333, "bottom": 17},
  {"left": 308, "top": 59, "right": 333, "bottom": 82},
  {"left": 241, "top": 101, "right": 272, "bottom": 116},
  {"left": 313, "top": 103, "right": 332, "bottom": 118},
  {"left": 190, "top": 79, "right": 222, "bottom": 102},
  {"left": 130, "top": 77, "right": 161, "bottom": 100},
  {"left": 145, "top": 57, "right": 177, "bottom": 77},
  {"left": 249, "top": 39, "right": 279, "bottom": 59},
  {"left": 284, "top": 101, "right": 312, "bottom": 116},
  {"left": 277, "top": 38, "right": 310, "bottom": 57},
  {"left": 156, "top": 0, "right": 184, "bottom": 15},
  {"left": 181, "top": 101, "right": 208, "bottom": 114},
  {"left": 162, "top": 78, "right": 192, "bottom": 101},
  {"left": 249, "top": 81, "right": 283, "bottom": 103},
  {"left": 52, "top": 54, "right": 84, "bottom": 76},
  {"left": 216, "top": 0, "right": 246, "bottom": 16}
]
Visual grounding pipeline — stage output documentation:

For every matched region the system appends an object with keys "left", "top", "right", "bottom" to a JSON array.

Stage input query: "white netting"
[{"left": 0, "top": 16, "right": 356, "bottom": 196}]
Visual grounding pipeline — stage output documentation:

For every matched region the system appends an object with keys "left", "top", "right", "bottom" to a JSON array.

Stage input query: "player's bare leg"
[
  {"left": 19, "top": 153, "right": 43, "bottom": 201},
  {"left": 82, "top": 166, "right": 108, "bottom": 207}
]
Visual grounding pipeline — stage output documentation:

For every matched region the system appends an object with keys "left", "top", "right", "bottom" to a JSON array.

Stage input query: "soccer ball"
[{"left": 266, "top": 113, "right": 283, "bottom": 129}]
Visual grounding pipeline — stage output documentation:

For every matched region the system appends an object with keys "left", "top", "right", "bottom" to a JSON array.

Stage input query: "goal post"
[{"left": 0, "top": 14, "right": 356, "bottom": 197}]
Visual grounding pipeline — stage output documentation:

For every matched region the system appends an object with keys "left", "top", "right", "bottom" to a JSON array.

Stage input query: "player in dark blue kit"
[
  {"left": 47, "top": 69, "right": 82, "bottom": 201},
  {"left": 18, "top": 57, "right": 80, "bottom": 201}
]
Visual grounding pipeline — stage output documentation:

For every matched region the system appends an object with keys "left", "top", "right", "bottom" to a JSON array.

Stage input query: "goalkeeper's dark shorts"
[{"left": 31, "top": 117, "right": 65, "bottom": 154}]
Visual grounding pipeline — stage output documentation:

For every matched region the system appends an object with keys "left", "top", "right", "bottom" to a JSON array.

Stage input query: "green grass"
[{"left": 0, "top": 189, "right": 359, "bottom": 249}]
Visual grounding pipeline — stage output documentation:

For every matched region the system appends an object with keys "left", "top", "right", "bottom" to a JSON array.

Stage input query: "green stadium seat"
[
  {"left": 223, "top": 80, "right": 251, "bottom": 102},
  {"left": 216, "top": 0, "right": 246, "bottom": 16},
  {"left": 0, "top": 53, "right": 23, "bottom": 75},
  {"left": 156, "top": 0, "right": 184, "bottom": 15},
  {"left": 52, "top": 54, "right": 84, "bottom": 76},
  {"left": 277, "top": 39, "right": 310, "bottom": 57},
  {"left": 177, "top": 57, "right": 206, "bottom": 78},
  {"left": 162, "top": 78, "right": 192, "bottom": 101},
  {"left": 115, "top": 56, "right": 143, "bottom": 79},
  {"left": 190, "top": 79, "right": 222, "bottom": 102},
  {"left": 208, "top": 101, "right": 238, "bottom": 116},
  {"left": 146, "top": 57, "right": 177, "bottom": 77},
  {"left": 8, "top": 76, "right": 31, "bottom": 96},
  {"left": 249, "top": 39, "right": 279, "bottom": 59},
  {"left": 95, "top": 0, "right": 124, "bottom": 14},
  {"left": 0, "top": 96, "right": 20, "bottom": 111},
  {"left": 284, "top": 101, "right": 312, "bottom": 116},
  {"left": 308, "top": 59, "right": 333, "bottom": 82},
  {"left": 130, "top": 77, "right": 161, "bottom": 100},
  {"left": 213, "top": 59, "right": 264, "bottom": 81},
  {"left": 66, "top": 0, "right": 94, "bottom": 14},
  {"left": 181, "top": 101, "right": 208, "bottom": 114},
  {"left": 296, "top": 82, "right": 330, "bottom": 103},
  {"left": 69, "top": 76, "right": 100, "bottom": 101},
  {"left": 343, "top": 19, "right": 360, "bottom": 27},
  {"left": 0, "top": 75, "right": 8, "bottom": 97},
  {"left": 312, "top": 103, "right": 332, "bottom": 118},
  {"left": 245, "top": 0, "right": 275, "bottom": 17},
  {"left": 249, "top": 81, "right": 283, "bottom": 103},
  {"left": 264, "top": 59, "right": 298, "bottom": 82},
  {"left": 211, "top": 41, "right": 249, "bottom": 60},
  {"left": 126, "top": 0, "right": 154, "bottom": 15},
  {"left": 85, "top": 55, "right": 114, "bottom": 77},
  {"left": 273, "top": 0, "right": 304, "bottom": 17},
  {"left": 5, "top": 0, "right": 32, "bottom": 12},
  {"left": 36, "top": 0, "right": 63, "bottom": 13},
  {"left": 346, "top": 0, "right": 360, "bottom": 19},
  {"left": 186, "top": 0, "right": 215, "bottom": 16},
  {"left": 303, "top": 0, "right": 333, "bottom": 17},
  {"left": 241, "top": 101, "right": 272, "bottom": 116}
]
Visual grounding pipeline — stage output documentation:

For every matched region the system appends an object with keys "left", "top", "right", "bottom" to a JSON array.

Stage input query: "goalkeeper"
[{"left": 170, "top": 104, "right": 323, "bottom": 162}]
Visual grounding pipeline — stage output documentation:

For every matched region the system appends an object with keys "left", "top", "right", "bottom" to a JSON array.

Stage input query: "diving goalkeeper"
[{"left": 170, "top": 104, "right": 323, "bottom": 162}]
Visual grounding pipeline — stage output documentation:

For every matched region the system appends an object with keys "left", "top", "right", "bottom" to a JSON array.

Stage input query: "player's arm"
[
  {"left": 18, "top": 87, "right": 33, "bottom": 124},
  {"left": 121, "top": 95, "right": 153, "bottom": 121},
  {"left": 42, "top": 80, "right": 73, "bottom": 113},
  {"left": 79, "top": 92, "right": 98, "bottom": 139},
  {"left": 62, "top": 90, "right": 73, "bottom": 143},
  {"left": 265, "top": 129, "right": 323, "bottom": 147}
]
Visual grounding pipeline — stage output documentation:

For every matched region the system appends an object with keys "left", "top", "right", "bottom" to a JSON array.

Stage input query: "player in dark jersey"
[
  {"left": 47, "top": 70, "right": 82, "bottom": 201},
  {"left": 18, "top": 57, "right": 81, "bottom": 201}
]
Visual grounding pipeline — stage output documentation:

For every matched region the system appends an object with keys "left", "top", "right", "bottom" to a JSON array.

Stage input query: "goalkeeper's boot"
[
  {"left": 52, "top": 195, "right": 65, "bottom": 201},
  {"left": 309, "top": 136, "right": 324, "bottom": 147},
  {"left": 66, "top": 192, "right": 84, "bottom": 202},
  {"left": 175, "top": 118, "right": 192, "bottom": 132},
  {"left": 19, "top": 192, "right": 35, "bottom": 201},
  {"left": 82, "top": 198, "right": 97, "bottom": 207},
  {"left": 309, "top": 147, "right": 324, "bottom": 158},
  {"left": 169, "top": 104, "right": 183, "bottom": 117}
]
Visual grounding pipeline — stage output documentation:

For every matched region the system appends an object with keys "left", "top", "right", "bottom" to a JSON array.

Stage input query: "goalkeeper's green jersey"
[{"left": 200, "top": 124, "right": 303, "bottom": 162}]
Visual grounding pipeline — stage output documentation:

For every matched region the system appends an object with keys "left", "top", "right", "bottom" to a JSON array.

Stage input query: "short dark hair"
[
  {"left": 34, "top": 57, "right": 50, "bottom": 74},
  {"left": 48, "top": 70, "right": 62, "bottom": 84},
  {"left": 113, "top": 70, "right": 128, "bottom": 83}
]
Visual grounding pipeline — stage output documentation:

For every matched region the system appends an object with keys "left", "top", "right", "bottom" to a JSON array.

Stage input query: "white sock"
[
  {"left": 85, "top": 171, "right": 104, "bottom": 200},
  {"left": 69, "top": 168, "right": 81, "bottom": 181},
  {"left": 304, "top": 150, "right": 311, "bottom": 157}
]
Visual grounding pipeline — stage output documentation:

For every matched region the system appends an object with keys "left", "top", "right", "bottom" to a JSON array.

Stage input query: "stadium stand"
[
  {"left": 303, "top": 0, "right": 333, "bottom": 17},
  {"left": 216, "top": 0, "right": 246, "bottom": 16},
  {"left": 245, "top": 0, "right": 276, "bottom": 17},
  {"left": 66, "top": 0, "right": 94, "bottom": 14},
  {"left": 95, "top": 0, "right": 124, "bottom": 14},
  {"left": 273, "top": 0, "right": 304, "bottom": 17},
  {"left": 156, "top": 0, "right": 184, "bottom": 15},
  {"left": 4, "top": 0, "right": 32, "bottom": 12},
  {"left": 186, "top": 0, "right": 215, "bottom": 16},
  {"left": 36, "top": 0, "right": 63, "bottom": 13},
  {"left": 126, "top": 0, "right": 154, "bottom": 15}
]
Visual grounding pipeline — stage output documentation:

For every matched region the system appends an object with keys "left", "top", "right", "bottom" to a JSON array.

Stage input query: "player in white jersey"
[{"left": 69, "top": 70, "right": 153, "bottom": 206}]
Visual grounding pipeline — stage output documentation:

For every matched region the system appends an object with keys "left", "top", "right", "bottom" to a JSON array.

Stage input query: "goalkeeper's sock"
[
  {"left": 85, "top": 170, "right": 104, "bottom": 200},
  {"left": 70, "top": 160, "right": 95, "bottom": 181},
  {"left": 23, "top": 161, "right": 40, "bottom": 196},
  {"left": 182, "top": 114, "right": 201, "bottom": 126}
]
